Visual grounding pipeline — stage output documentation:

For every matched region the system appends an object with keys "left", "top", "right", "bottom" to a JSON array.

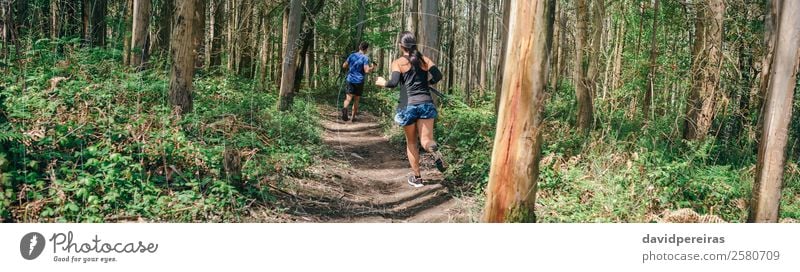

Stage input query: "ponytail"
[
  {"left": 398, "top": 31, "right": 427, "bottom": 69},
  {"left": 408, "top": 46, "right": 426, "bottom": 69}
]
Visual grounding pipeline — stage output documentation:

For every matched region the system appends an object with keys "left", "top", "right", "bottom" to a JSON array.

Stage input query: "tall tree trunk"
[
  {"left": 477, "top": 0, "right": 488, "bottom": 94},
  {"left": 484, "top": 0, "right": 554, "bottom": 223},
  {"left": 169, "top": 0, "right": 196, "bottom": 114},
  {"left": 404, "top": 0, "right": 417, "bottom": 33},
  {"left": 193, "top": 0, "right": 205, "bottom": 68},
  {"left": 683, "top": 0, "right": 724, "bottom": 141},
  {"left": 493, "top": 0, "right": 510, "bottom": 113},
  {"left": 611, "top": 0, "right": 626, "bottom": 91},
  {"left": 155, "top": 0, "right": 173, "bottom": 56},
  {"left": 574, "top": 0, "right": 593, "bottom": 133},
  {"left": 277, "top": 0, "right": 303, "bottom": 111},
  {"left": 749, "top": 0, "right": 799, "bottom": 223},
  {"left": 464, "top": 1, "right": 474, "bottom": 105},
  {"left": 91, "top": 0, "right": 107, "bottom": 47},
  {"left": 586, "top": 0, "right": 604, "bottom": 97},
  {"left": 294, "top": 0, "right": 325, "bottom": 92},
  {"left": 446, "top": 0, "right": 458, "bottom": 94},
  {"left": 82, "top": 0, "right": 90, "bottom": 44},
  {"left": 356, "top": 0, "right": 365, "bottom": 44},
  {"left": 130, "top": 0, "right": 151, "bottom": 69},
  {"left": 122, "top": 0, "right": 133, "bottom": 65},
  {"left": 643, "top": 0, "right": 659, "bottom": 119},
  {"left": 418, "top": 0, "right": 438, "bottom": 62},
  {"left": 259, "top": 11, "right": 270, "bottom": 89},
  {"left": 753, "top": 0, "right": 781, "bottom": 135},
  {"left": 238, "top": 2, "right": 253, "bottom": 77},
  {"left": 209, "top": 0, "right": 224, "bottom": 67},
  {"left": 548, "top": 0, "right": 561, "bottom": 91},
  {"left": 50, "top": 0, "right": 59, "bottom": 40}
]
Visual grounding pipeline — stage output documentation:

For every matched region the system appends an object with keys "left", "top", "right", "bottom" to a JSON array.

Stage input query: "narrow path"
[{"left": 259, "top": 105, "right": 476, "bottom": 222}]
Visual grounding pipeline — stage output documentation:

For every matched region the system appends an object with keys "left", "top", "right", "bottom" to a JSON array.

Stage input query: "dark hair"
[
  {"left": 398, "top": 31, "right": 425, "bottom": 68},
  {"left": 358, "top": 41, "right": 369, "bottom": 51}
]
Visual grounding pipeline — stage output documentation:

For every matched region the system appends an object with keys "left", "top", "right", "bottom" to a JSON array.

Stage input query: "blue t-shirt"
[{"left": 346, "top": 52, "right": 370, "bottom": 84}]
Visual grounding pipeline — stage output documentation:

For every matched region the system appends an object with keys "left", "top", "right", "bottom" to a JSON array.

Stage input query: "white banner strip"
[{"left": 1, "top": 224, "right": 797, "bottom": 272}]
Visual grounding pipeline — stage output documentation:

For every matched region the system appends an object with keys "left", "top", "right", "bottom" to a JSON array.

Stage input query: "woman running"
[{"left": 375, "top": 31, "right": 447, "bottom": 188}]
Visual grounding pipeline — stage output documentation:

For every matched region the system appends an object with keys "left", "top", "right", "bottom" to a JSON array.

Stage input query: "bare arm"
[{"left": 376, "top": 61, "right": 401, "bottom": 88}]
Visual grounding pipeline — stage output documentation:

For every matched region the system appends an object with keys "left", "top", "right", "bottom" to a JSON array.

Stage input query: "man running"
[{"left": 341, "top": 41, "right": 374, "bottom": 122}]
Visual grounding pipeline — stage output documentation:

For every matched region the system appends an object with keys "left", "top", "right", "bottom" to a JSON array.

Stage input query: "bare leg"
[
  {"left": 417, "top": 118, "right": 436, "bottom": 151},
  {"left": 403, "top": 123, "right": 421, "bottom": 177},
  {"left": 343, "top": 93, "right": 353, "bottom": 109},
  {"left": 418, "top": 118, "right": 447, "bottom": 172},
  {"left": 351, "top": 96, "right": 361, "bottom": 120}
]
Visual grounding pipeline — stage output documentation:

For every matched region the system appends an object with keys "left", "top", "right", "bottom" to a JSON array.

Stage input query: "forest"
[{"left": 0, "top": 0, "right": 798, "bottom": 223}]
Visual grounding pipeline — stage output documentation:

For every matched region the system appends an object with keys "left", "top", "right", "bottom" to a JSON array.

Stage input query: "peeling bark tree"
[
  {"left": 277, "top": 0, "right": 302, "bottom": 111},
  {"left": 130, "top": 0, "right": 151, "bottom": 69},
  {"left": 484, "top": 0, "right": 554, "bottom": 223},
  {"left": 683, "top": 0, "right": 724, "bottom": 140},
  {"left": 168, "top": 0, "right": 196, "bottom": 114},
  {"left": 749, "top": 0, "right": 800, "bottom": 223}
]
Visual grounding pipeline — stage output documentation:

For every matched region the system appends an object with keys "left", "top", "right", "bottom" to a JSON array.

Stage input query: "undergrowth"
[{"left": 0, "top": 47, "right": 322, "bottom": 222}]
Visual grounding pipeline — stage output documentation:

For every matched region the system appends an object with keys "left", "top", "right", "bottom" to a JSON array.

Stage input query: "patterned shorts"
[{"left": 394, "top": 102, "right": 438, "bottom": 127}]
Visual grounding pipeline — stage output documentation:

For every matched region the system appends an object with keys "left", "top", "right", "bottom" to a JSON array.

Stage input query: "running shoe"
[
  {"left": 407, "top": 174, "right": 424, "bottom": 188},
  {"left": 429, "top": 144, "right": 448, "bottom": 172},
  {"left": 341, "top": 107, "right": 350, "bottom": 121}
]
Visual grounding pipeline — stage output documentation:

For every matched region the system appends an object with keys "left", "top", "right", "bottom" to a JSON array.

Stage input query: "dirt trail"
[{"left": 257, "top": 106, "right": 477, "bottom": 222}]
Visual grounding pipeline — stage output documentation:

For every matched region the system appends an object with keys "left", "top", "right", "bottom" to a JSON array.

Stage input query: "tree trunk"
[
  {"left": 548, "top": 0, "right": 561, "bottom": 91},
  {"left": 418, "top": 0, "right": 438, "bottom": 62},
  {"left": 356, "top": 0, "right": 365, "bottom": 44},
  {"left": 209, "top": 0, "right": 224, "bottom": 67},
  {"left": 193, "top": 0, "right": 205, "bottom": 69},
  {"left": 683, "top": 0, "right": 724, "bottom": 141},
  {"left": 493, "top": 0, "right": 510, "bottom": 113},
  {"left": 82, "top": 0, "right": 90, "bottom": 44},
  {"left": 404, "top": 0, "right": 417, "bottom": 33},
  {"left": 294, "top": 0, "right": 325, "bottom": 92},
  {"left": 168, "top": 0, "right": 196, "bottom": 114},
  {"left": 122, "top": 0, "right": 133, "bottom": 65},
  {"left": 484, "top": 0, "right": 554, "bottom": 223},
  {"left": 155, "top": 0, "right": 173, "bottom": 56},
  {"left": 237, "top": 2, "right": 253, "bottom": 77},
  {"left": 749, "top": 0, "right": 799, "bottom": 223},
  {"left": 130, "top": 0, "right": 151, "bottom": 69},
  {"left": 586, "top": 0, "right": 604, "bottom": 97},
  {"left": 50, "top": 0, "right": 59, "bottom": 40},
  {"left": 611, "top": 0, "right": 626, "bottom": 91},
  {"left": 277, "top": 0, "right": 303, "bottom": 111},
  {"left": 446, "top": 0, "right": 458, "bottom": 94},
  {"left": 477, "top": 0, "right": 488, "bottom": 94},
  {"left": 464, "top": 1, "right": 474, "bottom": 105},
  {"left": 259, "top": 11, "right": 270, "bottom": 89},
  {"left": 574, "top": 0, "right": 593, "bottom": 133},
  {"left": 91, "top": 0, "right": 107, "bottom": 47},
  {"left": 643, "top": 0, "right": 659, "bottom": 119},
  {"left": 753, "top": 0, "right": 781, "bottom": 136}
]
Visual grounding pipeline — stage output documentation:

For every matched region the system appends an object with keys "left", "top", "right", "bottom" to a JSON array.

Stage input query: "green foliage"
[
  {"left": 436, "top": 101, "right": 496, "bottom": 191},
  {"left": 0, "top": 48, "right": 322, "bottom": 222}
]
